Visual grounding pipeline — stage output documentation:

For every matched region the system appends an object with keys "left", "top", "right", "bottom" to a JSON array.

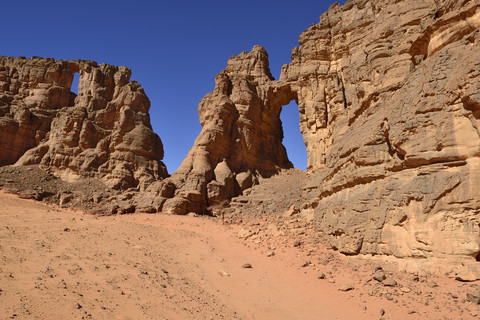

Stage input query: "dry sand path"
[{"left": 0, "top": 191, "right": 477, "bottom": 319}]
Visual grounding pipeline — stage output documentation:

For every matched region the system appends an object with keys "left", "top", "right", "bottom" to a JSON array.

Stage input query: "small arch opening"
[
  {"left": 71, "top": 72, "right": 80, "bottom": 94},
  {"left": 280, "top": 101, "right": 308, "bottom": 171},
  {"left": 475, "top": 251, "right": 480, "bottom": 262},
  {"left": 69, "top": 72, "right": 80, "bottom": 106}
]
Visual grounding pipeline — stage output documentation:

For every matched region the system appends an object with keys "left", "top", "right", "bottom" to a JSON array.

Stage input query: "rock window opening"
[
  {"left": 280, "top": 101, "right": 307, "bottom": 171},
  {"left": 69, "top": 72, "right": 80, "bottom": 106},
  {"left": 71, "top": 72, "right": 80, "bottom": 95}
]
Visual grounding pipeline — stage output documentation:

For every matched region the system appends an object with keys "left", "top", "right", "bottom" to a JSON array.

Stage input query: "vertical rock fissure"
[{"left": 339, "top": 75, "right": 348, "bottom": 110}]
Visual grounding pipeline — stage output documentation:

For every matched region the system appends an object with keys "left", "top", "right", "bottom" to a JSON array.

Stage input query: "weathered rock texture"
[
  {"left": 0, "top": 56, "right": 167, "bottom": 190},
  {"left": 152, "top": 0, "right": 480, "bottom": 276},
  {"left": 0, "top": 0, "right": 478, "bottom": 278},
  {"left": 145, "top": 46, "right": 295, "bottom": 214},
  {"left": 292, "top": 0, "right": 480, "bottom": 277}
]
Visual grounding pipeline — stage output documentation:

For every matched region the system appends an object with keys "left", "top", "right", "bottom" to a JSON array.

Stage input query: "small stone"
[
  {"left": 373, "top": 270, "right": 386, "bottom": 282},
  {"left": 160, "top": 284, "right": 167, "bottom": 288},
  {"left": 400, "top": 286, "right": 411, "bottom": 293},
  {"left": 237, "top": 229, "right": 253, "bottom": 239},
  {"left": 241, "top": 263, "right": 252, "bottom": 269},
  {"left": 466, "top": 290, "right": 480, "bottom": 304},
  {"left": 382, "top": 276, "right": 397, "bottom": 287},
  {"left": 407, "top": 310, "right": 416, "bottom": 314},
  {"left": 218, "top": 269, "right": 230, "bottom": 277},
  {"left": 427, "top": 280, "right": 438, "bottom": 288},
  {"left": 380, "top": 308, "right": 385, "bottom": 316},
  {"left": 317, "top": 272, "right": 326, "bottom": 279},
  {"left": 267, "top": 251, "right": 275, "bottom": 257},
  {"left": 338, "top": 284, "right": 354, "bottom": 291},
  {"left": 63, "top": 227, "right": 70, "bottom": 232},
  {"left": 293, "top": 240, "right": 302, "bottom": 247},
  {"left": 75, "top": 302, "right": 82, "bottom": 309},
  {"left": 328, "top": 278, "right": 336, "bottom": 283},
  {"left": 301, "top": 260, "right": 311, "bottom": 267}
]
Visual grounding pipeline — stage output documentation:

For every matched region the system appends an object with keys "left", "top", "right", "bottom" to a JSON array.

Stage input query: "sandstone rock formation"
[
  {"left": 144, "top": 46, "right": 295, "bottom": 214},
  {"left": 0, "top": 0, "right": 479, "bottom": 280},
  {"left": 291, "top": 0, "right": 480, "bottom": 277},
  {"left": 151, "top": 0, "right": 480, "bottom": 277},
  {"left": 0, "top": 56, "right": 167, "bottom": 190}
]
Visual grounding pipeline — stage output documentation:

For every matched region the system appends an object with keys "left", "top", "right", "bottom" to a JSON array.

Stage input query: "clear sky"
[{"left": 2, "top": 0, "right": 345, "bottom": 173}]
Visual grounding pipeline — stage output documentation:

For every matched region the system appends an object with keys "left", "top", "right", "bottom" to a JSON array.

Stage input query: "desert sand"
[{"left": 0, "top": 191, "right": 478, "bottom": 320}]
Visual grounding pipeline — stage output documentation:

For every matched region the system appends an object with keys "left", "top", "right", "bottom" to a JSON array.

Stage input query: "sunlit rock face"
[
  {"left": 0, "top": 56, "right": 167, "bottom": 190},
  {"left": 147, "top": 46, "right": 296, "bottom": 215},
  {"left": 156, "top": 0, "right": 480, "bottom": 277},
  {"left": 282, "top": 0, "right": 480, "bottom": 277}
]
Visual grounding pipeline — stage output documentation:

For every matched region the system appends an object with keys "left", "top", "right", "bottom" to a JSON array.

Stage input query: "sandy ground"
[{"left": 0, "top": 191, "right": 478, "bottom": 320}]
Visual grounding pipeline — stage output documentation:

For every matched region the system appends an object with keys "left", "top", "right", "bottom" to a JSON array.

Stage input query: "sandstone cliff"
[
  {"left": 0, "top": 57, "right": 168, "bottom": 190},
  {"left": 290, "top": 0, "right": 480, "bottom": 277}
]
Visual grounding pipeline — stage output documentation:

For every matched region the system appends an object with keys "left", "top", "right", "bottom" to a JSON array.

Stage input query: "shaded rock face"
[
  {"left": 0, "top": 56, "right": 167, "bottom": 190},
  {"left": 155, "top": 0, "right": 480, "bottom": 274}
]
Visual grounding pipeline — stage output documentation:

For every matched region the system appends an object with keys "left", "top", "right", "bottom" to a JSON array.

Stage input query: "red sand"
[{"left": 0, "top": 191, "right": 478, "bottom": 319}]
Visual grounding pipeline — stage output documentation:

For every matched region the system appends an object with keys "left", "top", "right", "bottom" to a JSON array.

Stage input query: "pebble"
[
  {"left": 380, "top": 308, "right": 385, "bottom": 316},
  {"left": 427, "top": 280, "right": 438, "bottom": 288},
  {"left": 338, "top": 284, "right": 354, "bottom": 291},
  {"left": 328, "top": 278, "right": 336, "bottom": 283},
  {"left": 373, "top": 270, "right": 386, "bottom": 282},
  {"left": 241, "top": 263, "right": 252, "bottom": 269},
  {"left": 301, "top": 260, "right": 311, "bottom": 267},
  {"left": 317, "top": 272, "right": 326, "bottom": 279},
  {"left": 382, "top": 276, "right": 397, "bottom": 287},
  {"left": 293, "top": 240, "right": 302, "bottom": 247},
  {"left": 267, "top": 251, "right": 275, "bottom": 257},
  {"left": 218, "top": 269, "right": 230, "bottom": 277}
]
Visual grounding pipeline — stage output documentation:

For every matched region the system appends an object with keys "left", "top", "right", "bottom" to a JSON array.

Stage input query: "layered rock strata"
[
  {"left": 292, "top": 0, "right": 480, "bottom": 276},
  {"left": 0, "top": 56, "right": 167, "bottom": 190}
]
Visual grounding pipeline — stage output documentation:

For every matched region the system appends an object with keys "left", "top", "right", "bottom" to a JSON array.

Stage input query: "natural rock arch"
[{"left": 145, "top": 46, "right": 302, "bottom": 214}]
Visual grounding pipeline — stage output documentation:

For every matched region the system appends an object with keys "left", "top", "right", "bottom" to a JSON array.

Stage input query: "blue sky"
[{"left": 2, "top": 0, "right": 344, "bottom": 173}]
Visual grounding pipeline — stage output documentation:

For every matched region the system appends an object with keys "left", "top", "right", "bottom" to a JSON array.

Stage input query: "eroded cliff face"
[
  {"left": 287, "top": 0, "right": 480, "bottom": 276},
  {"left": 153, "top": 0, "right": 480, "bottom": 276},
  {"left": 0, "top": 57, "right": 167, "bottom": 190}
]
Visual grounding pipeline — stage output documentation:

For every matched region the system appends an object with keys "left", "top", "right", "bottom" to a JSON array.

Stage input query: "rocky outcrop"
[
  {"left": 145, "top": 46, "right": 295, "bottom": 214},
  {"left": 0, "top": 56, "right": 167, "bottom": 190}
]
